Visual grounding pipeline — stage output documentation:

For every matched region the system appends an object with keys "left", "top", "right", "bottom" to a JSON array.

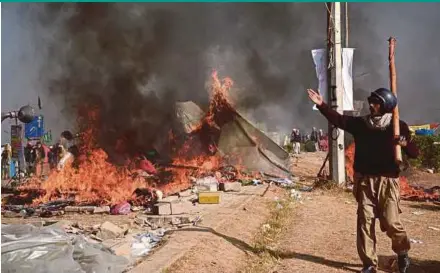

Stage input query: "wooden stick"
[{"left": 388, "top": 37, "right": 402, "bottom": 164}]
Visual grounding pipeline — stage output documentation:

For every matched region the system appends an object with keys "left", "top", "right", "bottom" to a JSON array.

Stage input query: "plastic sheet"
[
  {"left": 1, "top": 224, "right": 129, "bottom": 273},
  {"left": 131, "top": 228, "right": 166, "bottom": 258}
]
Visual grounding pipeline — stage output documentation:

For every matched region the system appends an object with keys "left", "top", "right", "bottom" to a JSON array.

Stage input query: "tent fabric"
[
  {"left": 175, "top": 101, "right": 205, "bottom": 134},
  {"left": 176, "top": 102, "right": 292, "bottom": 178}
]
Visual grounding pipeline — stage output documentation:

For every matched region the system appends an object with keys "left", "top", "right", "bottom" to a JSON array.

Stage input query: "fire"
[
  {"left": 345, "top": 143, "right": 439, "bottom": 201},
  {"left": 22, "top": 150, "right": 145, "bottom": 205},
  {"left": 20, "top": 70, "right": 241, "bottom": 206},
  {"left": 345, "top": 142, "right": 355, "bottom": 182},
  {"left": 161, "top": 70, "right": 237, "bottom": 192},
  {"left": 399, "top": 176, "right": 440, "bottom": 201}
]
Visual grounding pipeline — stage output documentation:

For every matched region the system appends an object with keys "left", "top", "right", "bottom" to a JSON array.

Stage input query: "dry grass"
[{"left": 240, "top": 193, "right": 297, "bottom": 273}]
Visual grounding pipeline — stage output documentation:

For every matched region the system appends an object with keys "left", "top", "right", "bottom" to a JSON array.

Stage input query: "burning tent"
[
  {"left": 175, "top": 101, "right": 292, "bottom": 178},
  {"left": 12, "top": 71, "right": 292, "bottom": 208}
]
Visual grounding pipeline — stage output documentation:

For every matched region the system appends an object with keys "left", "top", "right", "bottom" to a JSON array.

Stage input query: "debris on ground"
[
  {"left": 428, "top": 226, "right": 440, "bottom": 231},
  {"left": 219, "top": 181, "right": 242, "bottom": 192},
  {"left": 262, "top": 224, "right": 271, "bottom": 232},
  {"left": 97, "top": 221, "right": 126, "bottom": 240},
  {"left": 410, "top": 238, "right": 423, "bottom": 244},
  {"left": 299, "top": 186, "right": 313, "bottom": 192},
  {"left": 412, "top": 211, "right": 425, "bottom": 216},
  {"left": 1, "top": 224, "right": 129, "bottom": 273},
  {"left": 268, "top": 178, "right": 294, "bottom": 187},
  {"left": 193, "top": 176, "right": 219, "bottom": 192},
  {"left": 252, "top": 179, "right": 262, "bottom": 185},
  {"left": 290, "top": 189, "right": 302, "bottom": 200},
  {"left": 131, "top": 228, "right": 167, "bottom": 258},
  {"left": 111, "top": 201, "right": 131, "bottom": 215},
  {"left": 198, "top": 191, "right": 221, "bottom": 204}
]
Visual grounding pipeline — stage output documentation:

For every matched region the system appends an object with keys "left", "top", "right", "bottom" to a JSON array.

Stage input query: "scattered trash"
[
  {"left": 346, "top": 184, "right": 354, "bottom": 191},
  {"left": 97, "top": 221, "right": 125, "bottom": 240},
  {"left": 252, "top": 179, "right": 262, "bottom": 186},
  {"left": 131, "top": 228, "right": 166, "bottom": 258},
  {"left": 345, "top": 201, "right": 352, "bottom": 204},
  {"left": 131, "top": 206, "right": 143, "bottom": 212},
  {"left": 268, "top": 178, "right": 294, "bottom": 187},
  {"left": 65, "top": 206, "right": 96, "bottom": 213},
  {"left": 299, "top": 186, "right": 313, "bottom": 192},
  {"left": 194, "top": 176, "right": 219, "bottom": 192},
  {"left": 428, "top": 226, "right": 440, "bottom": 231},
  {"left": 219, "top": 182, "right": 241, "bottom": 192},
  {"left": 262, "top": 224, "right": 271, "bottom": 232},
  {"left": 198, "top": 191, "right": 221, "bottom": 204},
  {"left": 409, "top": 238, "right": 423, "bottom": 244},
  {"left": 193, "top": 216, "right": 202, "bottom": 226},
  {"left": 111, "top": 201, "right": 131, "bottom": 215},
  {"left": 290, "top": 189, "right": 302, "bottom": 200},
  {"left": 412, "top": 211, "right": 425, "bottom": 216},
  {"left": 93, "top": 206, "right": 111, "bottom": 214},
  {"left": 426, "top": 169, "right": 434, "bottom": 174},
  {"left": 1, "top": 224, "right": 129, "bottom": 273}
]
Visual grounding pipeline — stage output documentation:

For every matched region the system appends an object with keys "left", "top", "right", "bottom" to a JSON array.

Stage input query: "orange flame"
[{"left": 19, "top": 70, "right": 244, "bottom": 206}]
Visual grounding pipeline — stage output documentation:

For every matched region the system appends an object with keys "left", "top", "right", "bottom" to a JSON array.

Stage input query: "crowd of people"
[
  {"left": 0, "top": 131, "right": 79, "bottom": 180},
  {"left": 288, "top": 127, "right": 328, "bottom": 154},
  {"left": 1, "top": 129, "right": 161, "bottom": 181}
]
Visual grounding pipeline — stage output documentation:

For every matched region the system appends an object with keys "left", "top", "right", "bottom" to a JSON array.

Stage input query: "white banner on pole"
[
  {"left": 311, "top": 48, "right": 354, "bottom": 111},
  {"left": 311, "top": 49, "right": 328, "bottom": 111}
]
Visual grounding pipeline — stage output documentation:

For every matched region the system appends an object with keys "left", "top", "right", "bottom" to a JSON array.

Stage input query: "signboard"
[
  {"left": 24, "top": 115, "right": 45, "bottom": 139},
  {"left": 42, "top": 130, "right": 53, "bottom": 144},
  {"left": 10, "top": 125, "right": 23, "bottom": 160}
]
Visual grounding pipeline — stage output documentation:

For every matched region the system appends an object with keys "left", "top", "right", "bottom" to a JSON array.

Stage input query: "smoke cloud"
[{"left": 2, "top": 3, "right": 439, "bottom": 148}]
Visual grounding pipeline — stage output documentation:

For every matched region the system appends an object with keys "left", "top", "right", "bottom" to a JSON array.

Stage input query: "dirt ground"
[
  {"left": 155, "top": 152, "right": 440, "bottom": 273},
  {"left": 2, "top": 151, "right": 439, "bottom": 273}
]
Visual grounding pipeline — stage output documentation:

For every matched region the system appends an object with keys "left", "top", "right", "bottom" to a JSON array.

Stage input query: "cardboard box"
[{"left": 198, "top": 191, "right": 221, "bottom": 204}]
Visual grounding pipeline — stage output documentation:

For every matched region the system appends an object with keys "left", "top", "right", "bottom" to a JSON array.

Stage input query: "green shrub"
[
  {"left": 408, "top": 135, "right": 440, "bottom": 171},
  {"left": 284, "top": 143, "right": 293, "bottom": 153},
  {"left": 304, "top": 141, "right": 316, "bottom": 152}
]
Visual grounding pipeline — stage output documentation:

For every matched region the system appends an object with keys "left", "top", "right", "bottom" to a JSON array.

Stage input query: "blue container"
[
  {"left": 415, "top": 129, "right": 435, "bottom": 136},
  {"left": 9, "top": 160, "right": 16, "bottom": 178}
]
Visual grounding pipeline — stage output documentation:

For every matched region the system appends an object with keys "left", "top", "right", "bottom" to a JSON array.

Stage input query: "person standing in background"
[
  {"left": 1, "top": 144, "right": 12, "bottom": 179},
  {"left": 290, "top": 128, "right": 302, "bottom": 155},
  {"left": 310, "top": 127, "right": 320, "bottom": 152}
]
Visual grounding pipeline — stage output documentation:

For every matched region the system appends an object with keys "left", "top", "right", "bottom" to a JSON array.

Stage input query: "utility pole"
[
  {"left": 345, "top": 2, "right": 349, "bottom": 48},
  {"left": 326, "top": 2, "right": 346, "bottom": 185}
]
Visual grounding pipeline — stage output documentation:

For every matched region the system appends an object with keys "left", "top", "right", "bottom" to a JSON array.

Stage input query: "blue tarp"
[{"left": 415, "top": 129, "right": 435, "bottom": 136}]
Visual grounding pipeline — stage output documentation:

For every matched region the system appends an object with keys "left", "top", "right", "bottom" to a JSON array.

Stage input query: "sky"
[{"left": 2, "top": 3, "right": 440, "bottom": 145}]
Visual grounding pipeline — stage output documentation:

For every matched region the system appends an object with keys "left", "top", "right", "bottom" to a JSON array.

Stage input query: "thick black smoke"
[
  {"left": 6, "top": 3, "right": 327, "bottom": 153},
  {"left": 2, "top": 3, "right": 439, "bottom": 148}
]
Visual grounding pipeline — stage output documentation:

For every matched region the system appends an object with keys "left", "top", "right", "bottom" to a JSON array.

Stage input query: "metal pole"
[
  {"left": 345, "top": 2, "right": 349, "bottom": 47},
  {"left": 331, "top": 2, "right": 346, "bottom": 185},
  {"left": 15, "top": 117, "right": 21, "bottom": 184},
  {"left": 326, "top": 2, "right": 333, "bottom": 179}
]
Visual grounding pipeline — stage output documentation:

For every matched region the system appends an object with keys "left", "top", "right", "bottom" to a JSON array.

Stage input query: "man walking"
[
  {"left": 311, "top": 127, "right": 320, "bottom": 151},
  {"left": 290, "top": 128, "right": 302, "bottom": 155},
  {"left": 307, "top": 88, "right": 419, "bottom": 273}
]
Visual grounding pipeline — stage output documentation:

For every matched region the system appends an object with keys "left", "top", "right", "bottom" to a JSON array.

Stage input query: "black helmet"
[{"left": 369, "top": 88, "right": 397, "bottom": 113}]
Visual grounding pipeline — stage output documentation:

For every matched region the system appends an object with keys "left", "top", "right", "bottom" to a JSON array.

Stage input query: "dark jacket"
[
  {"left": 290, "top": 131, "right": 302, "bottom": 143},
  {"left": 317, "top": 102, "right": 419, "bottom": 177},
  {"left": 311, "top": 130, "right": 319, "bottom": 142}
]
